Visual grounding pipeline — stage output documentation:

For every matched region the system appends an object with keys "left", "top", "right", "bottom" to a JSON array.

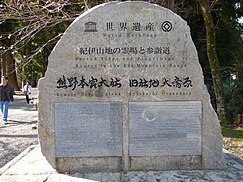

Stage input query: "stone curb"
[
  {"left": 0, "top": 145, "right": 37, "bottom": 175},
  {"left": 224, "top": 149, "right": 243, "bottom": 166}
]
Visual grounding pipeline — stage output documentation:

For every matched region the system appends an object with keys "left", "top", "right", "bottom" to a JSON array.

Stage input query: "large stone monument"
[{"left": 38, "top": 1, "right": 225, "bottom": 172}]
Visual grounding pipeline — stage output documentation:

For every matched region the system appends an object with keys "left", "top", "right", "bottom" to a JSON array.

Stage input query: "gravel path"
[{"left": 0, "top": 95, "right": 38, "bottom": 168}]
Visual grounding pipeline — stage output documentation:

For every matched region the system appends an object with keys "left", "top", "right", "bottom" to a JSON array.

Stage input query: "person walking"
[
  {"left": 0, "top": 76, "right": 14, "bottom": 125},
  {"left": 23, "top": 81, "right": 32, "bottom": 104}
]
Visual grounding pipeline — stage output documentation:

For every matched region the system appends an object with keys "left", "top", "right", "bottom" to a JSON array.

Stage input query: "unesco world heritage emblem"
[
  {"left": 161, "top": 21, "right": 172, "bottom": 32},
  {"left": 84, "top": 22, "right": 97, "bottom": 32}
]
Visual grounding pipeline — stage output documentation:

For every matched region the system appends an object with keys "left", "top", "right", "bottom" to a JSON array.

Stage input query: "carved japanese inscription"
[
  {"left": 55, "top": 102, "right": 122, "bottom": 157},
  {"left": 129, "top": 101, "right": 202, "bottom": 156},
  {"left": 53, "top": 8, "right": 195, "bottom": 99}
]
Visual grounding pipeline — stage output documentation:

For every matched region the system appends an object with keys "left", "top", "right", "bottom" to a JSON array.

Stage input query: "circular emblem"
[
  {"left": 142, "top": 110, "right": 155, "bottom": 122},
  {"left": 161, "top": 21, "right": 172, "bottom": 32}
]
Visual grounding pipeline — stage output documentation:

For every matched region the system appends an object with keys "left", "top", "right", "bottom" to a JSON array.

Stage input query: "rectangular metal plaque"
[
  {"left": 55, "top": 102, "right": 122, "bottom": 157},
  {"left": 129, "top": 101, "right": 202, "bottom": 156}
]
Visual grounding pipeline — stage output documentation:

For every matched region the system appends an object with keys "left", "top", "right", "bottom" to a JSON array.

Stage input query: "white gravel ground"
[{"left": 0, "top": 95, "right": 38, "bottom": 168}]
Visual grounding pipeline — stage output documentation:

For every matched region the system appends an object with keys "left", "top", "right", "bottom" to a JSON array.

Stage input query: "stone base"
[
  {"left": 55, "top": 156, "right": 203, "bottom": 172},
  {"left": 56, "top": 157, "right": 122, "bottom": 173},
  {"left": 1, "top": 146, "right": 242, "bottom": 182},
  {"left": 130, "top": 156, "right": 202, "bottom": 171}
]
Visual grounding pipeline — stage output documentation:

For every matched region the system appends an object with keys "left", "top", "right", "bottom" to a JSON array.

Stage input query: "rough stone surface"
[{"left": 38, "top": 1, "right": 225, "bottom": 172}]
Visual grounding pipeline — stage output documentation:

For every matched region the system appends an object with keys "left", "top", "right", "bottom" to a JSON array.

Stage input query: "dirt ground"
[
  {"left": 221, "top": 125, "right": 243, "bottom": 159},
  {"left": 0, "top": 95, "right": 38, "bottom": 168}
]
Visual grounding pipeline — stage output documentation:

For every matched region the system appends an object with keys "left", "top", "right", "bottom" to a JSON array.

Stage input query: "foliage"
[
  {"left": 222, "top": 126, "right": 243, "bottom": 138},
  {"left": 214, "top": 2, "right": 243, "bottom": 79},
  {"left": 178, "top": 0, "right": 243, "bottom": 126},
  {"left": 0, "top": 0, "right": 107, "bottom": 84},
  {"left": 224, "top": 80, "right": 243, "bottom": 124},
  {"left": 14, "top": 21, "right": 71, "bottom": 84}
]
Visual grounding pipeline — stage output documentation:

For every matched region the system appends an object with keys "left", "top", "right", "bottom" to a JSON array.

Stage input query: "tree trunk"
[
  {"left": 239, "top": 45, "right": 243, "bottom": 82},
  {"left": 199, "top": 0, "right": 228, "bottom": 125},
  {"left": 0, "top": 41, "right": 7, "bottom": 77},
  {"left": 1, "top": 39, "right": 19, "bottom": 91},
  {"left": 237, "top": 44, "right": 243, "bottom": 126},
  {"left": 6, "top": 50, "right": 19, "bottom": 91}
]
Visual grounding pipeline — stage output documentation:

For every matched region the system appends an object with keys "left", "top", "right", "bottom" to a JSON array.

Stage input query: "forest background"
[{"left": 0, "top": 0, "right": 243, "bottom": 127}]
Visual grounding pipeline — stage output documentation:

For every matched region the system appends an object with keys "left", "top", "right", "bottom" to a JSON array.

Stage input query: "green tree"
[
  {"left": 199, "top": 0, "right": 228, "bottom": 125},
  {"left": 157, "top": 0, "right": 242, "bottom": 125}
]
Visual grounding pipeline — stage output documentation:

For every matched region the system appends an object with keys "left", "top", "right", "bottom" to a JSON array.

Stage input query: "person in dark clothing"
[{"left": 0, "top": 76, "right": 14, "bottom": 125}]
